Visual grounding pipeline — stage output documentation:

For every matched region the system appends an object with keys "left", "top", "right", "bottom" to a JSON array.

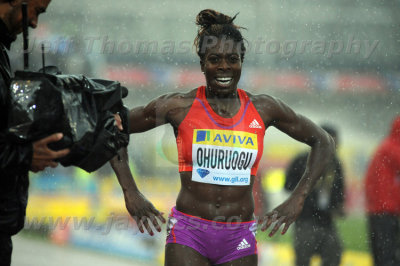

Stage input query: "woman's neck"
[{"left": 205, "top": 86, "right": 241, "bottom": 118}]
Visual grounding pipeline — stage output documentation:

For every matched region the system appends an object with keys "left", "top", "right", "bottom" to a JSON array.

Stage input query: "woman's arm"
[
  {"left": 110, "top": 147, "right": 166, "bottom": 236},
  {"left": 255, "top": 95, "right": 335, "bottom": 236},
  {"left": 110, "top": 92, "right": 189, "bottom": 234},
  {"left": 129, "top": 93, "right": 184, "bottom": 133}
]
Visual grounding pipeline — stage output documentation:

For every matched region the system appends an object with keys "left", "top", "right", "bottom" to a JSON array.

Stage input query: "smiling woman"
[
  {"left": 110, "top": 8, "right": 335, "bottom": 266},
  {"left": 195, "top": 9, "right": 244, "bottom": 100}
]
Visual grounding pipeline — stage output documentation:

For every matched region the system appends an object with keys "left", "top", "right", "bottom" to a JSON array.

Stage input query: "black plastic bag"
[{"left": 7, "top": 70, "right": 130, "bottom": 172}]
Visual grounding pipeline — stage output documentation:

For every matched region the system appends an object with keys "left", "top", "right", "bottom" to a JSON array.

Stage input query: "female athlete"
[{"left": 111, "top": 9, "right": 335, "bottom": 266}]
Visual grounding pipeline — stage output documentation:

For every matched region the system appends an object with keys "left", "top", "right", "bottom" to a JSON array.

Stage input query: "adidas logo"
[
  {"left": 249, "top": 119, "right": 262, "bottom": 129},
  {"left": 236, "top": 238, "right": 251, "bottom": 250}
]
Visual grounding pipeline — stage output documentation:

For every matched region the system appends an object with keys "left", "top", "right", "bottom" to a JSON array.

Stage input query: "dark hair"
[{"left": 194, "top": 9, "right": 246, "bottom": 61}]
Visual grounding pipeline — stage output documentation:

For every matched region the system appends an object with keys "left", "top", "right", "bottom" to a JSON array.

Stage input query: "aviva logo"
[{"left": 193, "top": 129, "right": 257, "bottom": 149}]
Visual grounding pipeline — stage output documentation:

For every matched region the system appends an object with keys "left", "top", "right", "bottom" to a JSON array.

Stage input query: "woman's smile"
[{"left": 215, "top": 76, "right": 233, "bottom": 87}]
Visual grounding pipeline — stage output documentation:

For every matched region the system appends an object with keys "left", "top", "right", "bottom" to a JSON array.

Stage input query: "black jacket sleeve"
[
  {"left": 0, "top": 48, "right": 33, "bottom": 176},
  {"left": 0, "top": 132, "right": 33, "bottom": 176}
]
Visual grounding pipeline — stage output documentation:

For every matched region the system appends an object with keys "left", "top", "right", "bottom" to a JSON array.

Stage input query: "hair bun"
[
  {"left": 194, "top": 9, "right": 246, "bottom": 61},
  {"left": 196, "top": 9, "right": 236, "bottom": 28}
]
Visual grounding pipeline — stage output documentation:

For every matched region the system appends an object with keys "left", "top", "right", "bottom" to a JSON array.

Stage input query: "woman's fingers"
[
  {"left": 134, "top": 216, "right": 145, "bottom": 234},
  {"left": 149, "top": 213, "right": 161, "bottom": 232},
  {"left": 114, "top": 113, "right": 123, "bottom": 131},
  {"left": 151, "top": 207, "right": 166, "bottom": 224},
  {"left": 261, "top": 211, "right": 278, "bottom": 231},
  {"left": 280, "top": 220, "right": 292, "bottom": 235},
  {"left": 134, "top": 208, "right": 166, "bottom": 235},
  {"left": 268, "top": 216, "right": 286, "bottom": 237},
  {"left": 140, "top": 217, "right": 154, "bottom": 236},
  {"left": 260, "top": 210, "right": 293, "bottom": 237}
]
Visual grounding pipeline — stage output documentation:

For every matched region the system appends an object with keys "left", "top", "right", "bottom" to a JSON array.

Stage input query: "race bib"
[{"left": 192, "top": 129, "right": 258, "bottom": 186}]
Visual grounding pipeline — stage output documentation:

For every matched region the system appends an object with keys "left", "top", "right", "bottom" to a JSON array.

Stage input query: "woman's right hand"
[{"left": 123, "top": 190, "right": 166, "bottom": 236}]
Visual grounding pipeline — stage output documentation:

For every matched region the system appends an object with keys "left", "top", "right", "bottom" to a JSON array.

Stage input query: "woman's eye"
[
  {"left": 230, "top": 56, "right": 239, "bottom": 63},
  {"left": 209, "top": 57, "right": 219, "bottom": 63}
]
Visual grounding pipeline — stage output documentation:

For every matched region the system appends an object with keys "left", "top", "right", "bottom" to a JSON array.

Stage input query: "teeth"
[
  {"left": 216, "top": 77, "right": 232, "bottom": 82},
  {"left": 215, "top": 77, "right": 233, "bottom": 85}
]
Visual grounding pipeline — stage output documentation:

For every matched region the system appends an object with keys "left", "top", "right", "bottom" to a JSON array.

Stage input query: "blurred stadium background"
[{"left": 8, "top": 0, "right": 400, "bottom": 265}]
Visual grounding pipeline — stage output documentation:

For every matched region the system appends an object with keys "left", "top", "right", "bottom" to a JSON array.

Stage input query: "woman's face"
[{"left": 201, "top": 38, "right": 242, "bottom": 96}]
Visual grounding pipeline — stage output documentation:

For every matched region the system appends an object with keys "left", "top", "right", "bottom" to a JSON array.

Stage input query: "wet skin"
[
  {"left": 111, "top": 37, "right": 335, "bottom": 251},
  {"left": 170, "top": 41, "right": 254, "bottom": 222}
]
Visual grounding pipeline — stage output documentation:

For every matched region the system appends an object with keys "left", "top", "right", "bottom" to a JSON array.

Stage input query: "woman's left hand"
[
  {"left": 259, "top": 193, "right": 305, "bottom": 237},
  {"left": 114, "top": 113, "right": 123, "bottom": 131}
]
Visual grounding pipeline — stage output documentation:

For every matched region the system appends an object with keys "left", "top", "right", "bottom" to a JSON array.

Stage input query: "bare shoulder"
[
  {"left": 245, "top": 90, "right": 328, "bottom": 147},
  {"left": 154, "top": 88, "right": 197, "bottom": 127},
  {"left": 130, "top": 88, "right": 198, "bottom": 132},
  {"left": 246, "top": 91, "right": 280, "bottom": 109},
  {"left": 145, "top": 88, "right": 196, "bottom": 112},
  {"left": 245, "top": 91, "right": 294, "bottom": 126},
  {"left": 155, "top": 88, "right": 196, "bottom": 107}
]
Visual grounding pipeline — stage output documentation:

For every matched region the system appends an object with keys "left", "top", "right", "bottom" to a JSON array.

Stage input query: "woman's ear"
[{"left": 200, "top": 60, "right": 205, "bottom": 73}]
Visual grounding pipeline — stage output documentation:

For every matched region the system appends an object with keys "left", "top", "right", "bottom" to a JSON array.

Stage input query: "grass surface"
[
  {"left": 258, "top": 215, "right": 370, "bottom": 252},
  {"left": 336, "top": 215, "right": 369, "bottom": 252}
]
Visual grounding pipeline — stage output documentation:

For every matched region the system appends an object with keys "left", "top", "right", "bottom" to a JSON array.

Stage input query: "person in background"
[
  {"left": 365, "top": 115, "right": 400, "bottom": 266},
  {"left": 285, "top": 124, "right": 345, "bottom": 266}
]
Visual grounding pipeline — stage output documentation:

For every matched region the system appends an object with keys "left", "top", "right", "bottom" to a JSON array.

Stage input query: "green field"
[{"left": 258, "top": 215, "right": 370, "bottom": 252}]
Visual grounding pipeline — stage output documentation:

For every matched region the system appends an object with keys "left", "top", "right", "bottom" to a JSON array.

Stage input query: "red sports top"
[{"left": 176, "top": 86, "right": 266, "bottom": 186}]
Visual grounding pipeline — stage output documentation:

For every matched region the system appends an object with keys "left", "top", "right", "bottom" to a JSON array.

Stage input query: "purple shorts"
[{"left": 166, "top": 207, "right": 258, "bottom": 264}]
